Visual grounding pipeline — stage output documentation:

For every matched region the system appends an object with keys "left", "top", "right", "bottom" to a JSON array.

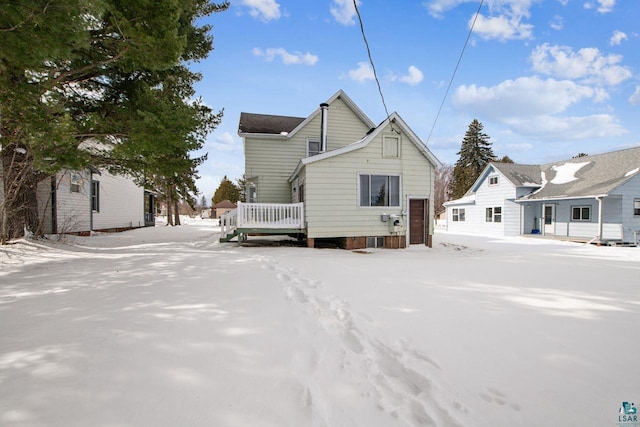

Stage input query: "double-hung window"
[
  {"left": 359, "top": 174, "right": 400, "bottom": 207},
  {"left": 452, "top": 208, "right": 465, "bottom": 222},
  {"left": 91, "top": 180, "right": 100, "bottom": 212},
  {"left": 485, "top": 207, "right": 502, "bottom": 223},
  {"left": 307, "top": 139, "right": 322, "bottom": 157},
  {"left": 634, "top": 199, "right": 640, "bottom": 216},
  {"left": 571, "top": 206, "right": 591, "bottom": 221},
  {"left": 70, "top": 173, "right": 81, "bottom": 193}
]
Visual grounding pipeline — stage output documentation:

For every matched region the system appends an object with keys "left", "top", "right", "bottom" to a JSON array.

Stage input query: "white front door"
[{"left": 543, "top": 204, "right": 555, "bottom": 235}]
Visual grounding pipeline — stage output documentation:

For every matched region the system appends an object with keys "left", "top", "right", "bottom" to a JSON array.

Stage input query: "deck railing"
[
  {"left": 237, "top": 202, "right": 304, "bottom": 229},
  {"left": 220, "top": 202, "right": 305, "bottom": 238}
]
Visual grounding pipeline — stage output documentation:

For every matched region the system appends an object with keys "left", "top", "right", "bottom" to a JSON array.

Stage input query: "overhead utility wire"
[
  {"left": 426, "top": 0, "right": 485, "bottom": 145},
  {"left": 352, "top": 0, "right": 396, "bottom": 131}
]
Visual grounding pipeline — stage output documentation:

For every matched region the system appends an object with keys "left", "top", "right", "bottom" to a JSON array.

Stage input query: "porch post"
[{"left": 596, "top": 195, "right": 605, "bottom": 242}]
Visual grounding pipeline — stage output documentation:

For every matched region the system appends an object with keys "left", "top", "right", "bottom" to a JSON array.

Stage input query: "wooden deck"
[{"left": 220, "top": 202, "right": 305, "bottom": 243}]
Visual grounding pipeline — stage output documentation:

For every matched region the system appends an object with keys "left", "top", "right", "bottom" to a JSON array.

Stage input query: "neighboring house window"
[
  {"left": 247, "top": 184, "right": 257, "bottom": 203},
  {"left": 91, "top": 180, "right": 100, "bottom": 212},
  {"left": 307, "top": 139, "right": 322, "bottom": 157},
  {"left": 486, "top": 207, "right": 502, "bottom": 223},
  {"left": 634, "top": 199, "right": 640, "bottom": 216},
  {"left": 571, "top": 206, "right": 591, "bottom": 221},
  {"left": 359, "top": 174, "right": 400, "bottom": 207},
  {"left": 383, "top": 136, "right": 400, "bottom": 158},
  {"left": 452, "top": 208, "right": 465, "bottom": 222},
  {"left": 70, "top": 173, "right": 81, "bottom": 193},
  {"left": 489, "top": 176, "right": 499, "bottom": 186}
]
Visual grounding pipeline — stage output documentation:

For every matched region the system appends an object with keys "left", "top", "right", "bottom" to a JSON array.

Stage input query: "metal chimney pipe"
[{"left": 320, "top": 103, "right": 329, "bottom": 152}]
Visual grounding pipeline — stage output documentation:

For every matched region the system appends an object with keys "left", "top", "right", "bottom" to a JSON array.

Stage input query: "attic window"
[
  {"left": 488, "top": 176, "right": 499, "bottom": 186},
  {"left": 383, "top": 136, "right": 400, "bottom": 158}
]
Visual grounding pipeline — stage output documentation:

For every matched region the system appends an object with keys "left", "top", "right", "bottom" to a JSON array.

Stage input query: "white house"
[
  {"left": 445, "top": 147, "right": 640, "bottom": 244},
  {"left": 221, "top": 90, "right": 442, "bottom": 249},
  {"left": 1, "top": 166, "right": 154, "bottom": 236}
]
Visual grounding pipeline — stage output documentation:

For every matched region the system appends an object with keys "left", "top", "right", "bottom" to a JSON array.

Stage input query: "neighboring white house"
[
  {"left": 444, "top": 147, "right": 640, "bottom": 244},
  {"left": 1, "top": 166, "right": 154, "bottom": 236},
  {"left": 224, "top": 90, "right": 442, "bottom": 249}
]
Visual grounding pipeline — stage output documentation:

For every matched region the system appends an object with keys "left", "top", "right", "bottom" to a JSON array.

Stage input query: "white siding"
[
  {"left": 244, "top": 98, "right": 371, "bottom": 204},
  {"left": 45, "top": 171, "right": 92, "bottom": 233},
  {"left": 611, "top": 175, "right": 640, "bottom": 242},
  {"left": 303, "top": 127, "right": 434, "bottom": 239},
  {"left": 92, "top": 170, "right": 145, "bottom": 230},
  {"left": 446, "top": 167, "right": 519, "bottom": 236}
]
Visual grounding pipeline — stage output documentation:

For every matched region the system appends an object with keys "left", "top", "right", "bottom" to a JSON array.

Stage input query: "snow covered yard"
[{"left": 1, "top": 220, "right": 639, "bottom": 427}]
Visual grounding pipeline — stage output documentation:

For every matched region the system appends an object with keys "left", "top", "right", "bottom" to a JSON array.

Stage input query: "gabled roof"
[
  {"left": 449, "top": 146, "right": 640, "bottom": 204},
  {"left": 521, "top": 146, "right": 640, "bottom": 201},
  {"left": 491, "top": 163, "right": 543, "bottom": 187},
  {"left": 289, "top": 112, "right": 442, "bottom": 181},
  {"left": 237, "top": 90, "right": 376, "bottom": 139},
  {"left": 212, "top": 199, "right": 237, "bottom": 209}
]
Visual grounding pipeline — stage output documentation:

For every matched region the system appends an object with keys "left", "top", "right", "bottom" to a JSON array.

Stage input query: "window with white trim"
[
  {"left": 383, "top": 136, "right": 400, "bottom": 158},
  {"left": 634, "top": 199, "right": 640, "bottom": 216},
  {"left": 571, "top": 206, "right": 591, "bottom": 221},
  {"left": 485, "top": 207, "right": 502, "bottom": 223},
  {"left": 359, "top": 174, "right": 400, "bottom": 207},
  {"left": 70, "top": 173, "right": 81, "bottom": 193},
  {"left": 488, "top": 176, "right": 499, "bottom": 186},
  {"left": 91, "top": 180, "right": 100, "bottom": 212},
  {"left": 452, "top": 208, "right": 465, "bottom": 222},
  {"left": 307, "top": 139, "right": 322, "bottom": 157}
]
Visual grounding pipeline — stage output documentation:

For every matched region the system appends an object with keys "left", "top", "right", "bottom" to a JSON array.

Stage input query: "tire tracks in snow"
[{"left": 260, "top": 257, "right": 474, "bottom": 427}]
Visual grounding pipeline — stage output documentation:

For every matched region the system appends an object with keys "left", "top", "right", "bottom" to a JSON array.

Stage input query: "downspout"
[
  {"left": 89, "top": 169, "right": 93, "bottom": 234},
  {"left": 320, "top": 103, "right": 329, "bottom": 152},
  {"left": 595, "top": 195, "right": 606, "bottom": 243}
]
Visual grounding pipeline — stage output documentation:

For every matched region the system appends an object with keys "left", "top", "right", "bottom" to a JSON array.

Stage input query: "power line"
[
  {"left": 426, "top": 0, "right": 485, "bottom": 145},
  {"left": 352, "top": 0, "right": 394, "bottom": 127}
]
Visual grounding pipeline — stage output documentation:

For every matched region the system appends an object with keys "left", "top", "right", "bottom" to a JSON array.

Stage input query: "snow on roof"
[
  {"left": 625, "top": 167, "right": 639, "bottom": 177},
  {"left": 549, "top": 161, "right": 590, "bottom": 185}
]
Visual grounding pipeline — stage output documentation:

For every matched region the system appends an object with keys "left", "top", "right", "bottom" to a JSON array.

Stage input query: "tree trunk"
[
  {"left": 1, "top": 143, "right": 42, "bottom": 243},
  {"left": 173, "top": 199, "right": 180, "bottom": 225},
  {"left": 165, "top": 188, "right": 173, "bottom": 226}
]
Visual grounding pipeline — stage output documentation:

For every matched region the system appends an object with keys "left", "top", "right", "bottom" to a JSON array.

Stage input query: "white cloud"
[
  {"left": 530, "top": 43, "right": 632, "bottom": 86},
  {"left": 347, "top": 62, "right": 374, "bottom": 82},
  {"left": 549, "top": 15, "right": 563, "bottom": 31},
  {"left": 241, "top": 0, "right": 281, "bottom": 21},
  {"left": 425, "top": 0, "right": 537, "bottom": 40},
  {"left": 610, "top": 30, "right": 627, "bottom": 46},
  {"left": 453, "top": 76, "right": 597, "bottom": 118},
  {"left": 399, "top": 66, "right": 424, "bottom": 86},
  {"left": 508, "top": 114, "right": 626, "bottom": 139},
  {"left": 330, "top": 0, "right": 360, "bottom": 25},
  {"left": 472, "top": 11, "right": 534, "bottom": 41},
  {"left": 253, "top": 48, "right": 319, "bottom": 66},
  {"left": 452, "top": 76, "right": 627, "bottom": 140},
  {"left": 630, "top": 87, "right": 640, "bottom": 106},
  {"left": 596, "top": 0, "right": 615, "bottom": 13},
  {"left": 209, "top": 132, "right": 241, "bottom": 153}
]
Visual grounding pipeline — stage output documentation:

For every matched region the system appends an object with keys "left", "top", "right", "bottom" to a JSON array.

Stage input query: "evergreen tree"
[
  {"left": 0, "top": 0, "right": 228, "bottom": 242},
  {"left": 212, "top": 176, "right": 240, "bottom": 205},
  {"left": 449, "top": 119, "right": 496, "bottom": 200}
]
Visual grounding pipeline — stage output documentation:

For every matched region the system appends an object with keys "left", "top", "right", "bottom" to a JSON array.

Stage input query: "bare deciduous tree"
[{"left": 434, "top": 165, "right": 454, "bottom": 217}]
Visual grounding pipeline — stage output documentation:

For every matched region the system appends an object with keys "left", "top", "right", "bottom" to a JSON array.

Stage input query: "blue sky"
[{"left": 190, "top": 0, "right": 639, "bottom": 202}]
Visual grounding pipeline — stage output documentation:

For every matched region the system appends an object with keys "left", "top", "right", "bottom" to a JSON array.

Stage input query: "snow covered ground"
[{"left": 1, "top": 218, "right": 639, "bottom": 426}]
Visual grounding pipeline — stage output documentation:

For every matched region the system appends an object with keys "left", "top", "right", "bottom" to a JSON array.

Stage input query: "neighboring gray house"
[
  {"left": 444, "top": 147, "right": 640, "bottom": 244},
  {"left": 221, "top": 90, "right": 442, "bottom": 249}
]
